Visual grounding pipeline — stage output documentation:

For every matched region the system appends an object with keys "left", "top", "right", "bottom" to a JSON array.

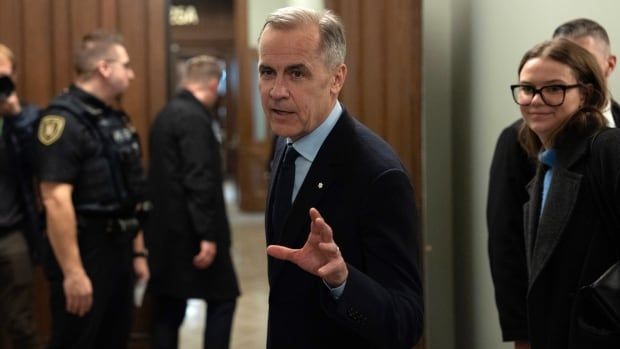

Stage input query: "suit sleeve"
[
  {"left": 175, "top": 108, "right": 218, "bottom": 242},
  {"left": 487, "top": 121, "right": 535, "bottom": 341},
  {"left": 321, "top": 168, "right": 424, "bottom": 349}
]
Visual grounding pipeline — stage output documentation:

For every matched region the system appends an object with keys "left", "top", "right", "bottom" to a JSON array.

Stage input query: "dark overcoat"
[
  {"left": 523, "top": 129, "right": 620, "bottom": 348},
  {"left": 487, "top": 102, "right": 620, "bottom": 341},
  {"left": 146, "top": 90, "right": 239, "bottom": 300},
  {"left": 265, "top": 110, "right": 423, "bottom": 349}
]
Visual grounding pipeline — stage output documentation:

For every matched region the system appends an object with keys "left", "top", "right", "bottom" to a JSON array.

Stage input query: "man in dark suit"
[
  {"left": 259, "top": 7, "right": 423, "bottom": 349},
  {"left": 487, "top": 18, "right": 619, "bottom": 349},
  {"left": 146, "top": 55, "right": 240, "bottom": 349}
]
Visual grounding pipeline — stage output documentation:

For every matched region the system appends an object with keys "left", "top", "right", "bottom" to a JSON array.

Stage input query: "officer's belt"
[{"left": 77, "top": 214, "right": 140, "bottom": 237}]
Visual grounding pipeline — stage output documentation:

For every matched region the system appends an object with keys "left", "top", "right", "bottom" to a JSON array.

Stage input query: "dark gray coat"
[
  {"left": 523, "top": 129, "right": 620, "bottom": 348},
  {"left": 146, "top": 90, "right": 239, "bottom": 300},
  {"left": 487, "top": 102, "right": 620, "bottom": 341}
]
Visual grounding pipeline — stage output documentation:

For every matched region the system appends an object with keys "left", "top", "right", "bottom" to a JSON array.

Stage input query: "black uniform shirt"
[{"left": 36, "top": 86, "right": 106, "bottom": 185}]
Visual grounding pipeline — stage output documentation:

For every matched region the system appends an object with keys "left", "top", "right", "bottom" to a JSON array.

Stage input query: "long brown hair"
[{"left": 517, "top": 39, "right": 608, "bottom": 158}]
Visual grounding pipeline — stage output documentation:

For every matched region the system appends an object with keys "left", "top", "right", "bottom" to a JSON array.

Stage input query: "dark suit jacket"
[
  {"left": 523, "top": 128, "right": 620, "bottom": 348},
  {"left": 146, "top": 90, "right": 239, "bottom": 300},
  {"left": 265, "top": 109, "right": 423, "bottom": 349},
  {"left": 487, "top": 101, "right": 620, "bottom": 341}
]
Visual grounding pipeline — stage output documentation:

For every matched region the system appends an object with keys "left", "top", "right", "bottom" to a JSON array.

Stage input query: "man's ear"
[
  {"left": 331, "top": 63, "right": 347, "bottom": 95},
  {"left": 209, "top": 77, "right": 220, "bottom": 92},
  {"left": 607, "top": 54, "right": 617, "bottom": 77},
  {"left": 95, "top": 60, "right": 112, "bottom": 79}
]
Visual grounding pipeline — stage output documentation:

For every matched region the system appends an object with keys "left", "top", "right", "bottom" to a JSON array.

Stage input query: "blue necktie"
[
  {"left": 539, "top": 149, "right": 556, "bottom": 215},
  {"left": 272, "top": 144, "right": 299, "bottom": 235}
]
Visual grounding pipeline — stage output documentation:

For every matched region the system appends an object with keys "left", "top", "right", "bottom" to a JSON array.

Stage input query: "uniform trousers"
[
  {"left": 44, "top": 228, "right": 135, "bottom": 349},
  {"left": 151, "top": 294, "right": 237, "bottom": 349},
  {"left": 0, "top": 229, "right": 40, "bottom": 349}
]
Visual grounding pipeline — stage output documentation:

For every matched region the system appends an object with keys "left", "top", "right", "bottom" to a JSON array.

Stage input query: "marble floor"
[{"left": 178, "top": 185, "right": 269, "bottom": 349}]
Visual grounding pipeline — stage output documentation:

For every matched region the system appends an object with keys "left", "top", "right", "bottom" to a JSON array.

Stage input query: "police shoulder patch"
[{"left": 38, "top": 115, "right": 66, "bottom": 145}]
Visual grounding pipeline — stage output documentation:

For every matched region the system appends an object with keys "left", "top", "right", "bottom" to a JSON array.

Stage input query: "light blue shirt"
[
  {"left": 287, "top": 101, "right": 346, "bottom": 299},
  {"left": 539, "top": 148, "right": 556, "bottom": 216},
  {"left": 287, "top": 101, "right": 342, "bottom": 201}
]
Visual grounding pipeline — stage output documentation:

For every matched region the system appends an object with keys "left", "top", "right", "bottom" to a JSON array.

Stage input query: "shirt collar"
[
  {"left": 602, "top": 100, "right": 616, "bottom": 128},
  {"left": 69, "top": 84, "right": 109, "bottom": 111},
  {"left": 287, "top": 101, "right": 342, "bottom": 162}
]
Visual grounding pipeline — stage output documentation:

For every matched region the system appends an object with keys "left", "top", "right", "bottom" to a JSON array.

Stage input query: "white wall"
[
  {"left": 248, "top": 0, "right": 324, "bottom": 48},
  {"left": 423, "top": 0, "right": 620, "bottom": 348}
]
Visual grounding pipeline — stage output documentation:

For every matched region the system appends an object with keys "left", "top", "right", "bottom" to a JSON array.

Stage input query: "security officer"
[{"left": 36, "top": 30, "right": 149, "bottom": 349}]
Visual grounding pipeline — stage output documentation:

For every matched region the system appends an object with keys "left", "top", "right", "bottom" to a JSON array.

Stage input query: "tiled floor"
[{"left": 179, "top": 186, "right": 269, "bottom": 349}]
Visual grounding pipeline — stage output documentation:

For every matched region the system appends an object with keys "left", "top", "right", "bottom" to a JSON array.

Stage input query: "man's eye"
[
  {"left": 260, "top": 69, "right": 274, "bottom": 78},
  {"left": 291, "top": 70, "right": 304, "bottom": 79}
]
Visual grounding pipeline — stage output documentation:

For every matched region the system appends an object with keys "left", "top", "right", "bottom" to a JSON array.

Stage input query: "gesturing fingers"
[
  {"left": 267, "top": 245, "right": 297, "bottom": 261},
  {"left": 318, "top": 241, "right": 340, "bottom": 257},
  {"left": 309, "top": 208, "right": 334, "bottom": 243},
  {"left": 317, "top": 242, "right": 348, "bottom": 287}
]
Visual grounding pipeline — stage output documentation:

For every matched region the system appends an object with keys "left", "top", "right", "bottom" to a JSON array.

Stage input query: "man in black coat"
[
  {"left": 260, "top": 7, "right": 423, "bottom": 349},
  {"left": 487, "top": 18, "right": 619, "bottom": 349},
  {"left": 146, "top": 55, "right": 240, "bottom": 349}
]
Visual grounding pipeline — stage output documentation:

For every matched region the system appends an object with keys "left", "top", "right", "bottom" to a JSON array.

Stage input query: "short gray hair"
[
  {"left": 258, "top": 7, "right": 346, "bottom": 69},
  {"left": 180, "top": 55, "right": 223, "bottom": 85}
]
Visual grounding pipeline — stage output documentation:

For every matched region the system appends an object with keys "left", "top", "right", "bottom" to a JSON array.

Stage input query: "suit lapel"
[
  {"left": 527, "top": 137, "right": 591, "bottom": 290},
  {"left": 524, "top": 170, "right": 542, "bottom": 276},
  {"left": 528, "top": 168, "right": 582, "bottom": 290},
  {"left": 267, "top": 111, "right": 353, "bottom": 285},
  {"left": 276, "top": 153, "right": 339, "bottom": 247},
  {"left": 266, "top": 139, "right": 287, "bottom": 246}
]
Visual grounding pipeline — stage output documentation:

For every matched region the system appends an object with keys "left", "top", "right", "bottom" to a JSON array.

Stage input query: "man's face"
[
  {"left": 104, "top": 44, "right": 134, "bottom": 97},
  {"left": 571, "top": 36, "right": 616, "bottom": 79},
  {"left": 257, "top": 24, "right": 346, "bottom": 141}
]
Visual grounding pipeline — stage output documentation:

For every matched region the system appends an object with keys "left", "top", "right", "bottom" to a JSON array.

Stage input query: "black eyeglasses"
[{"left": 510, "top": 84, "right": 582, "bottom": 106}]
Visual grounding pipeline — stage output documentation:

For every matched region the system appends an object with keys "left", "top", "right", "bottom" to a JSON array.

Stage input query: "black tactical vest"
[{"left": 48, "top": 93, "right": 146, "bottom": 217}]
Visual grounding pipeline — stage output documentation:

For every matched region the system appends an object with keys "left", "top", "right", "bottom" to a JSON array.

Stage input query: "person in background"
[
  {"left": 488, "top": 18, "right": 618, "bottom": 349},
  {"left": 36, "top": 30, "right": 149, "bottom": 349},
  {"left": 146, "top": 55, "right": 240, "bottom": 349},
  {"left": 0, "top": 42, "right": 42, "bottom": 349},
  {"left": 259, "top": 7, "right": 423, "bottom": 348},
  {"left": 511, "top": 38, "right": 620, "bottom": 348}
]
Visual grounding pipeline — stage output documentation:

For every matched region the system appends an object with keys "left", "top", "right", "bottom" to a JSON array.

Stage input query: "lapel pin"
[{"left": 318, "top": 182, "right": 324, "bottom": 189}]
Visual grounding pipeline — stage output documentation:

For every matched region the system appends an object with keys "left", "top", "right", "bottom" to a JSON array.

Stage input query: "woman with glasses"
[{"left": 513, "top": 38, "right": 620, "bottom": 348}]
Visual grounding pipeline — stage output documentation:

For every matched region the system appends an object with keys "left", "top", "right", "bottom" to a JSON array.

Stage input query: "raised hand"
[{"left": 267, "top": 207, "right": 348, "bottom": 287}]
